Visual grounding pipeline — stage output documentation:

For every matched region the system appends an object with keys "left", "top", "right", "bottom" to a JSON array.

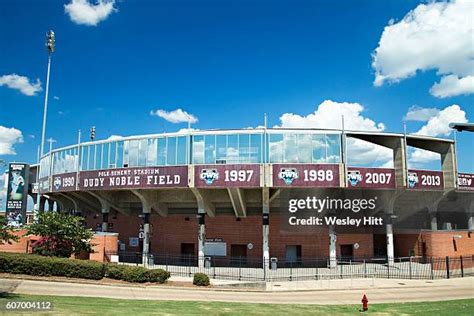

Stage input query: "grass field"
[{"left": 0, "top": 294, "right": 473, "bottom": 315}]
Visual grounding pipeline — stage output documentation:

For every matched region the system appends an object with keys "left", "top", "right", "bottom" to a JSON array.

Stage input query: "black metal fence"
[{"left": 106, "top": 252, "right": 474, "bottom": 282}]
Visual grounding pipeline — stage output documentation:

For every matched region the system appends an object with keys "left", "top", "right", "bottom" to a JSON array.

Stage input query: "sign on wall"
[
  {"left": 79, "top": 166, "right": 188, "bottom": 190},
  {"left": 6, "top": 163, "right": 29, "bottom": 227},
  {"left": 51, "top": 172, "right": 77, "bottom": 192},
  {"left": 407, "top": 169, "right": 444, "bottom": 190},
  {"left": 195, "top": 164, "right": 260, "bottom": 188},
  {"left": 458, "top": 173, "right": 474, "bottom": 191},
  {"left": 347, "top": 167, "right": 396, "bottom": 189},
  {"left": 272, "top": 164, "right": 340, "bottom": 187}
]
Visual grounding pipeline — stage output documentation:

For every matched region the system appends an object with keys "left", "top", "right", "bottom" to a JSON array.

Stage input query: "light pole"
[
  {"left": 35, "top": 30, "right": 55, "bottom": 217},
  {"left": 40, "top": 30, "right": 55, "bottom": 157}
]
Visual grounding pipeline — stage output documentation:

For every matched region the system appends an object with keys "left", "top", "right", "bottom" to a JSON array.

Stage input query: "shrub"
[
  {"left": 146, "top": 269, "right": 170, "bottom": 283},
  {"left": 0, "top": 252, "right": 104, "bottom": 280},
  {"left": 193, "top": 273, "right": 210, "bottom": 286}
]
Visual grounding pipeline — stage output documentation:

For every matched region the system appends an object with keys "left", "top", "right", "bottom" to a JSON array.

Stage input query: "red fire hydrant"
[{"left": 361, "top": 294, "right": 369, "bottom": 312}]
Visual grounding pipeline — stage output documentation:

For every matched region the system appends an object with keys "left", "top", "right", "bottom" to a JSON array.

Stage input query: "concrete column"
[
  {"left": 329, "top": 225, "right": 337, "bottom": 268},
  {"left": 39, "top": 197, "right": 46, "bottom": 212},
  {"left": 468, "top": 215, "right": 473, "bottom": 231},
  {"left": 142, "top": 212, "right": 151, "bottom": 266},
  {"left": 262, "top": 188, "right": 270, "bottom": 269},
  {"left": 197, "top": 211, "right": 206, "bottom": 268},
  {"left": 430, "top": 212, "right": 438, "bottom": 231},
  {"left": 386, "top": 222, "right": 394, "bottom": 266},
  {"left": 47, "top": 200, "right": 54, "bottom": 211},
  {"left": 102, "top": 212, "right": 109, "bottom": 232}
]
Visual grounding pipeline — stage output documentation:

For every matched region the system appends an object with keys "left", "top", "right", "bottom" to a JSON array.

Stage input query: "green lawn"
[{"left": 0, "top": 294, "right": 473, "bottom": 315}]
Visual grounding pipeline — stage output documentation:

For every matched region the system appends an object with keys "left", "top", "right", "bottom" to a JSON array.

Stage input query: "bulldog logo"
[
  {"left": 278, "top": 168, "right": 298, "bottom": 185},
  {"left": 407, "top": 172, "right": 419, "bottom": 188},
  {"left": 347, "top": 170, "right": 362, "bottom": 187},
  {"left": 53, "top": 177, "right": 61, "bottom": 190},
  {"left": 200, "top": 169, "right": 219, "bottom": 185}
]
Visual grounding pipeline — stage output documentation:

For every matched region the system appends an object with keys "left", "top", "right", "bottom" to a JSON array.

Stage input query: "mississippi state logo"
[
  {"left": 278, "top": 168, "right": 298, "bottom": 185},
  {"left": 407, "top": 172, "right": 419, "bottom": 188},
  {"left": 200, "top": 169, "right": 219, "bottom": 185},
  {"left": 53, "top": 177, "right": 61, "bottom": 190},
  {"left": 347, "top": 170, "right": 362, "bottom": 187}
]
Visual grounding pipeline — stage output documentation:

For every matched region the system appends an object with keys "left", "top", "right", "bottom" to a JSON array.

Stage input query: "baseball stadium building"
[{"left": 26, "top": 128, "right": 474, "bottom": 268}]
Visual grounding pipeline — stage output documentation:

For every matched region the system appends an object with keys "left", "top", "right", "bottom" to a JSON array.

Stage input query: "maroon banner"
[
  {"left": 347, "top": 167, "right": 396, "bottom": 189},
  {"left": 407, "top": 169, "right": 444, "bottom": 190},
  {"left": 458, "top": 173, "right": 474, "bottom": 191},
  {"left": 52, "top": 172, "right": 77, "bottom": 192},
  {"left": 79, "top": 166, "right": 188, "bottom": 190},
  {"left": 195, "top": 164, "right": 260, "bottom": 188},
  {"left": 272, "top": 164, "right": 340, "bottom": 187}
]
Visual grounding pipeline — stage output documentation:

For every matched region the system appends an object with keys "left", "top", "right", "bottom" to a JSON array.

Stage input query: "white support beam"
[
  {"left": 131, "top": 189, "right": 168, "bottom": 217},
  {"left": 227, "top": 188, "right": 247, "bottom": 218},
  {"left": 191, "top": 188, "right": 215, "bottom": 217}
]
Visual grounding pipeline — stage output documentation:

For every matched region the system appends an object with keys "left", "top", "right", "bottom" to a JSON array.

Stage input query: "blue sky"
[{"left": 0, "top": 0, "right": 473, "bottom": 177}]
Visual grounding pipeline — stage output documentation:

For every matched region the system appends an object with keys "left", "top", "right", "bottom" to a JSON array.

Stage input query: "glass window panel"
[
  {"left": 86, "top": 146, "right": 91, "bottom": 170},
  {"left": 250, "top": 134, "right": 261, "bottom": 163},
  {"left": 298, "top": 134, "right": 313, "bottom": 163},
  {"left": 227, "top": 134, "right": 239, "bottom": 164},
  {"left": 283, "top": 134, "right": 298, "bottom": 163},
  {"left": 138, "top": 139, "right": 147, "bottom": 167},
  {"left": 94, "top": 144, "right": 101, "bottom": 170},
  {"left": 157, "top": 138, "right": 166, "bottom": 165},
  {"left": 146, "top": 138, "right": 157, "bottom": 166},
  {"left": 101, "top": 144, "right": 108, "bottom": 169},
  {"left": 109, "top": 142, "right": 116, "bottom": 167},
  {"left": 204, "top": 135, "right": 216, "bottom": 164},
  {"left": 216, "top": 135, "right": 226, "bottom": 161},
  {"left": 312, "top": 134, "right": 327, "bottom": 163},
  {"left": 326, "top": 134, "right": 341, "bottom": 163},
  {"left": 192, "top": 135, "right": 205, "bottom": 164},
  {"left": 177, "top": 136, "right": 187, "bottom": 165},
  {"left": 126, "top": 140, "right": 139, "bottom": 167},
  {"left": 167, "top": 137, "right": 177, "bottom": 165},
  {"left": 269, "top": 134, "right": 283, "bottom": 163},
  {"left": 116, "top": 141, "right": 124, "bottom": 167},
  {"left": 239, "top": 134, "right": 250, "bottom": 163}
]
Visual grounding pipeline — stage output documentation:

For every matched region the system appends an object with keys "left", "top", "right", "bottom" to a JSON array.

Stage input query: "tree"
[
  {"left": 0, "top": 215, "right": 19, "bottom": 244},
  {"left": 26, "top": 212, "right": 94, "bottom": 258}
]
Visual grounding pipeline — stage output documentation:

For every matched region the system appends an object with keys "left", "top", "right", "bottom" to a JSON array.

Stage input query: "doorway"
[
  {"left": 230, "top": 244, "right": 247, "bottom": 266},
  {"left": 285, "top": 245, "right": 302, "bottom": 264},
  {"left": 340, "top": 244, "right": 354, "bottom": 261}
]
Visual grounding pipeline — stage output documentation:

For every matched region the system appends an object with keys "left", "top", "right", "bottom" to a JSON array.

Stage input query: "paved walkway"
[{"left": 0, "top": 277, "right": 473, "bottom": 304}]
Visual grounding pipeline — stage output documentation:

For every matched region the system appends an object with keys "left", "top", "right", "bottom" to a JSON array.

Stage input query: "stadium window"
[
  {"left": 146, "top": 138, "right": 157, "bottom": 166},
  {"left": 216, "top": 135, "right": 227, "bottom": 162},
  {"left": 116, "top": 141, "right": 124, "bottom": 167},
  {"left": 177, "top": 136, "right": 187, "bottom": 165},
  {"left": 269, "top": 134, "right": 283, "bottom": 163},
  {"left": 138, "top": 139, "right": 147, "bottom": 167},
  {"left": 312, "top": 134, "right": 326, "bottom": 163},
  {"left": 283, "top": 133, "right": 298, "bottom": 163},
  {"left": 298, "top": 134, "right": 312, "bottom": 163},
  {"left": 204, "top": 135, "right": 216, "bottom": 164},
  {"left": 250, "top": 133, "right": 262, "bottom": 163},
  {"left": 239, "top": 134, "right": 250, "bottom": 163},
  {"left": 326, "top": 134, "right": 342, "bottom": 163},
  {"left": 157, "top": 138, "right": 166, "bottom": 166},
  {"left": 167, "top": 137, "right": 177, "bottom": 165},
  {"left": 227, "top": 134, "right": 239, "bottom": 164},
  {"left": 109, "top": 142, "right": 116, "bottom": 168},
  {"left": 192, "top": 135, "right": 205, "bottom": 164}
]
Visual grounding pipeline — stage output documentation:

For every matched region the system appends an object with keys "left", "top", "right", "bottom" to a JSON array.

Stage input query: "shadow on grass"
[{"left": 0, "top": 292, "right": 21, "bottom": 299}]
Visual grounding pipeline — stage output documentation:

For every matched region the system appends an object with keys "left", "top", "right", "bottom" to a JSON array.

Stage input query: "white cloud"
[
  {"left": 0, "top": 171, "right": 6, "bottom": 211},
  {"left": 408, "top": 104, "right": 468, "bottom": 166},
  {"left": 414, "top": 104, "right": 467, "bottom": 137},
  {"left": 65, "top": 0, "right": 117, "bottom": 26},
  {"left": 372, "top": 0, "right": 474, "bottom": 98},
  {"left": 150, "top": 108, "right": 198, "bottom": 124},
  {"left": 430, "top": 75, "right": 474, "bottom": 98},
  {"left": 53, "top": 96, "right": 60, "bottom": 100},
  {"left": 404, "top": 106, "right": 440, "bottom": 122},
  {"left": 106, "top": 135, "right": 123, "bottom": 141},
  {"left": 0, "top": 74, "right": 42, "bottom": 96},
  {"left": 0, "top": 126, "right": 23, "bottom": 155},
  {"left": 277, "top": 100, "right": 393, "bottom": 167}
]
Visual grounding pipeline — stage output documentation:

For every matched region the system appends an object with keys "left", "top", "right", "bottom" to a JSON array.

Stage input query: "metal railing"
[{"left": 106, "top": 252, "right": 474, "bottom": 282}]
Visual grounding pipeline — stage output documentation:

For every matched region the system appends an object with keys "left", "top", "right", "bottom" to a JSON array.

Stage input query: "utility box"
[
  {"left": 270, "top": 257, "right": 278, "bottom": 271},
  {"left": 204, "top": 256, "right": 212, "bottom": 269}
]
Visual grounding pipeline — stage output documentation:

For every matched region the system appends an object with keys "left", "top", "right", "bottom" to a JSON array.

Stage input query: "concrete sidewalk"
[{"left": 0, "top": 277, "right": 473, "bottom": 304}]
